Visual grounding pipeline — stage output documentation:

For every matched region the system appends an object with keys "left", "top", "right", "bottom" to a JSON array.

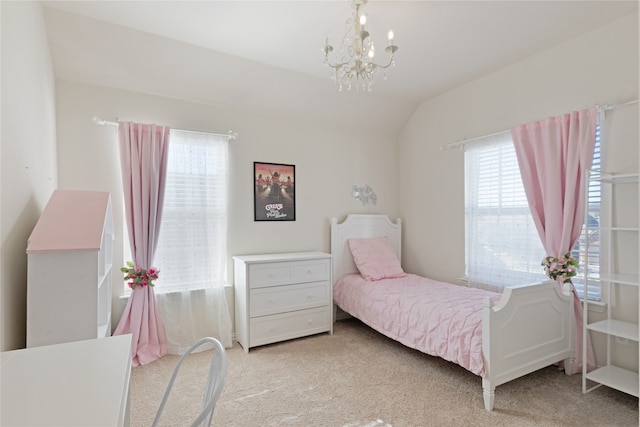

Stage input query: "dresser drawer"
[
  {"left": 248, "top": 259, "right": 330, "bottom": 288},
  {"left": 250, "top": 281, "right": 330, "bottom": 317},
  {"left": 249, "top": 307, "right": 331, "bottom": 347}
]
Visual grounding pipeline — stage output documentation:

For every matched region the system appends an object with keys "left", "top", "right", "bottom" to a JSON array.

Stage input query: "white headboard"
[{"left": 330, "top": 214, "right": 402, "bottom": 283}]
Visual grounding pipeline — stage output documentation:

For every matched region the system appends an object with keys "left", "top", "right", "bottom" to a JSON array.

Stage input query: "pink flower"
[
  {"left": 122, "top": 262, "right": 160, "bottom": 289},
  {"left": 541, "top": 253, "right": 579, "bottom": 283}
]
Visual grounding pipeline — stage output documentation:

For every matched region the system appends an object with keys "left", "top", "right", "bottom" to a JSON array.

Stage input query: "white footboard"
[{"left": 482, "top": 280, "right": 574, "bottom": 411}]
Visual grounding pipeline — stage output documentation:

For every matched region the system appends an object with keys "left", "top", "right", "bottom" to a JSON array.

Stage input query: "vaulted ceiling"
[{"left": 42, "top": 1, "right": 638, "bottom": 135}]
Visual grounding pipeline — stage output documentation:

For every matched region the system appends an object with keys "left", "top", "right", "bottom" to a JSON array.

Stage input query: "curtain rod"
[
  {"left": 93, "top": 116, "right": 238, "bottom": 140},
  {"left": 596, "top": 98, "right": 639, "bottom": 112},
  {"left": 439, "top": 98, "right": 638, "bottom": 151}
]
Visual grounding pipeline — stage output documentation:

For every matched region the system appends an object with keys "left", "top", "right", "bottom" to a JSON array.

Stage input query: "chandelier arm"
[
  {"left": 371, "top": 57, "right": 396, "bottom": 70},
  {"left": 324, "top": 52, "right": 354, "bottom": 69},
  {"left": 325, "top": 60, "right": 351, "bottom": 70}
]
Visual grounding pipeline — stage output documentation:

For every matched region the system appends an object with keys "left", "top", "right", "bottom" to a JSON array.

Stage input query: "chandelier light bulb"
[{"left": 323, "top": 0, "right": 398, "bottom": 92}]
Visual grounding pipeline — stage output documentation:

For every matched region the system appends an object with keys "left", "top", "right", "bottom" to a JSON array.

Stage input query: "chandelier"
[{"left": 323, "top": 0, "right": 398, "bottom": 92}]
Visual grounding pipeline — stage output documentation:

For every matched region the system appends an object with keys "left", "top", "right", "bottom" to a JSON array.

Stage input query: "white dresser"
[{"left": 234, "top": 252, "right": 332, "bottom": 352}]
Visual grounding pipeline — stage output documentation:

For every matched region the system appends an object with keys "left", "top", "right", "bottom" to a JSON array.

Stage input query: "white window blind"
[
  {"left": 151, "top": 129, "right": 229, "bottom": 292},
  {"left": 465, "top": 132, "right": 546, "bottom": 291},
  {"left": 464, "top": 127, "right": 601, "bottom": 299},
  {"left": 572, "top": 125, "right": 602, "bottom": 301}
]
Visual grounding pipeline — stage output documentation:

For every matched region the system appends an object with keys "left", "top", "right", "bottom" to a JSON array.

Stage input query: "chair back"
[{"left": 152, "top": 337, "right": 228, "bottom": 427}]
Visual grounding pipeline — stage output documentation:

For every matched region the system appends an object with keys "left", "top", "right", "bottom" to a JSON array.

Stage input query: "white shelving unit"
[
  {"left": 582, "top": 171, "right": 639, "bottom": 397},
  {"left": 26, "top": 190, "right": 114, "bottom": 348}
]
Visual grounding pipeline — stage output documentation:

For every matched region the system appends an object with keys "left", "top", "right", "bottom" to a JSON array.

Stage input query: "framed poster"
[{"left": 254, "top": 162, "right": 296, "bottom": 221}]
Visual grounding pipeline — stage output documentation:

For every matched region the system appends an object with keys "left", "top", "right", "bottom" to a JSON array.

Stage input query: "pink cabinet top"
[{"left": 27, "top": 190, "right": 111, "bottom": 253}]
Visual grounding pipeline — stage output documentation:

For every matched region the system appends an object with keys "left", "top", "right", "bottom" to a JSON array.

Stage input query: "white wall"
[
  {"left": 0, "top": 2, "right": 58, "bottom": 351},
  {"left": 399, "top": 12, "right": 637, "bottom": 282},
  {"left": 3, "top": 2, "right": 636, "bottom": 360},
  {"left": 398, "top": 13, "right": 638, "bottom": 366},
  {"left": 55, "top": 80, "right": 400, "bottom": 330}
]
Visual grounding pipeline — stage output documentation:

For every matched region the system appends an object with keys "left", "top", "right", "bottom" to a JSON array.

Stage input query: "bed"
[{"left": 330, "top": 214, "right": 574, "bottom": 411}]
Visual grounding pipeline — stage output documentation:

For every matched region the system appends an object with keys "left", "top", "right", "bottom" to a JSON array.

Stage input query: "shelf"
[
  {"left": 589, "top": 172, "right": 639, "bottom": 185},
  {"left": 26, "top": 190, "right": 114, "bottom": 347},
  {"left": 596, "top": 227, "right": 639, "bottom": 232},
  {"left": 582, "top": 170, "right": 638, "bottom": 399},
  {"left": 97, "top": 313, "right": 111, "bottom": 338},
  {"left": 585, "top": 365, "right": 639, "bottom": 397},
  {"left": 98, "top": 264, "right": 112, "bottom": 288},
  {"left": 597, "top": 273, "right": 640, "bottom": 286},
  {"left": 587, "top": 319, "right": 639, "bottom": 341}
]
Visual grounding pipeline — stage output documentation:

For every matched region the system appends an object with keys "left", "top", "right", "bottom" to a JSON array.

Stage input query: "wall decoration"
[
  {"left": 352, "top": 184, "right": 377, "bottom": 206},
  {"left": 254, "top": 162, "right": 296, "bottom": 221}
]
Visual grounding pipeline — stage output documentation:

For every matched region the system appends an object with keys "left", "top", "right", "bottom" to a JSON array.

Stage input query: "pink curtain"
[
  {"left": 114, "top": 121, "right": 170, "bottom": 367},
  {"left": 510, "top": 108, "right": 597, "bottom": 374}
]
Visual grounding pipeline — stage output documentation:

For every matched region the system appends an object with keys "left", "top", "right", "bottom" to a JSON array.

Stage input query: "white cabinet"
[
  {"left": 26, "top": 190, "right": 114, "bottom": 348},
  {"left": 234, "top": 252, "right": 332, "bottom": 352},
  {"left": 583, "top": 171, "right": 639, "bottom": 397}
]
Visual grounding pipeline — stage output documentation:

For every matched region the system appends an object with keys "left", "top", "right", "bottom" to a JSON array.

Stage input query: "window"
[
  {"left": 464, "top": 128, "right": 601, "bottom": 300},
  {"left": 464, "top": 132, "right": 546, "bottom": 291},
  {"left": 572, "top": 125, "right": 601, "bottom": 301},
  {"left": 149, "top": 129, "right": 229, "bottom": 293}
]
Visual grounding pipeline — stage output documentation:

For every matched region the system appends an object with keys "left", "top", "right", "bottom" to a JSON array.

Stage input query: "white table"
[{"left": 1, "top": 334, "right": 132, "bottom": 426}]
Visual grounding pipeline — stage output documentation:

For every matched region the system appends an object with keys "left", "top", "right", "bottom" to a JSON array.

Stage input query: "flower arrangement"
[
  {"left": 121, "top": 261, "right": 160, "bottom": 289},
  {"left": 541, "top": 253, "right": 579, "bottom": 283}
]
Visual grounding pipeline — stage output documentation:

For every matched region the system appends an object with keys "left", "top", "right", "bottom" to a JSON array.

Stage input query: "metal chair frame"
[{"left": 152, "top": 337, "right": 227, "bottom": 427}]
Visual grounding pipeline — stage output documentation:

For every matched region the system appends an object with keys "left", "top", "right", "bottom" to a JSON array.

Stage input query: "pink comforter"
[{"left": 334, "top": 273, "right": 501, "bottom": 377}]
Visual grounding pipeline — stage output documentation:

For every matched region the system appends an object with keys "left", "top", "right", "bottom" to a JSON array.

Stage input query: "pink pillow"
[{"left": 348, "top": 236, "right": 406, "bottom": 281}]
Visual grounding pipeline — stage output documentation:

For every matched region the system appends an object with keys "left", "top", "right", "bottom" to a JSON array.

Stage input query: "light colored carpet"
[{"left": 131, "top": 319, "right": 638, "bottom": 426}]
